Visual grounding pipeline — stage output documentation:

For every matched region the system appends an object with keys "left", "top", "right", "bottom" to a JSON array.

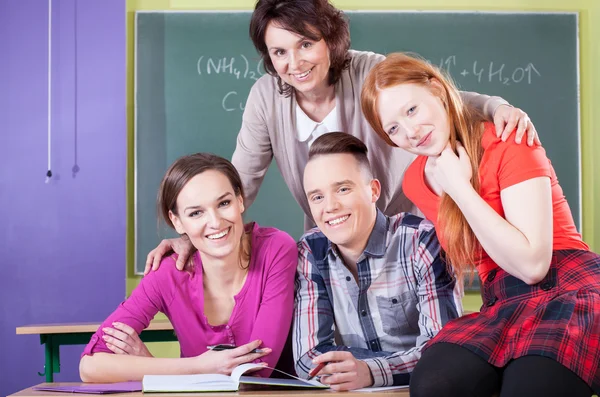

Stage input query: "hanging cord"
[{"left": 46, "top": 0, "right": 52, "bottom": 184}]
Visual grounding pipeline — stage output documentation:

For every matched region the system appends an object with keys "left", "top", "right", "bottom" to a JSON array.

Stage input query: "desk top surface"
[
  {"left": 16, "top": 320, "right": 173, "bottom": 335},
  {"left": 9, "top": 384, "right": 410, "bottom": 397}
]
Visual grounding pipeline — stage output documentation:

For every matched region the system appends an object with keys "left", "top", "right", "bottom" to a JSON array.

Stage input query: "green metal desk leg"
[
  {"left": 41, "top": 335, "right": 54, "bottom": 382},
  {"left": 39, "top": 334, "right": 61, "bottom": 382},
  {"left": 53, "top": 336, "right": 61, "bottom": 380}
]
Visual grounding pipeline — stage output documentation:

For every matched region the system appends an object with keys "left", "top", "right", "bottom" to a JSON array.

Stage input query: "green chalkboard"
[{"left": 135, "top": 11, "right": 579, "bottom": 274}]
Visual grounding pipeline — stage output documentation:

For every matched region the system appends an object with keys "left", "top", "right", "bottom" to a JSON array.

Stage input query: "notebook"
[
  {"left": 351, "top": 385, "right": 410, "bottom": 392},
  {"left": 32, "top": 382, "right": 143, "bottom": 394},
  {"left": 142, "top": 363, "right": 328, "bottom": 393}
]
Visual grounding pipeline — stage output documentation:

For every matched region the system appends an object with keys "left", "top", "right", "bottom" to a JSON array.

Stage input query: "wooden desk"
[
  {"left": 16, "top": 321, "right": 176, "bottom": 383},
  {"left": 8, "top": 383, "right": 410, "bottom": 397}
]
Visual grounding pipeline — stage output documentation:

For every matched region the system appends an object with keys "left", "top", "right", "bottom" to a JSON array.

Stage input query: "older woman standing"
[{"left": 146, "top": 0, "right": 538, "bottom": 271}]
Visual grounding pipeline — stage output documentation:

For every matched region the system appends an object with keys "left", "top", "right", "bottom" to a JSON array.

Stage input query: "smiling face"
[
  {"left": 303, "top": 153, "right": 380, "bottom": 254},
  {"left": 169, "top": 170, "right": 245, "bottom": 263},
  {"left": 264, "top": 21, "right": 331, "bottom": 96},
  {"left": 376, "top": 81, "right": 451, "bottom": 157}
]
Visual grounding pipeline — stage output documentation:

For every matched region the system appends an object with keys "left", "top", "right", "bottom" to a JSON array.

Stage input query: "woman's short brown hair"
[{"left": 249, "top": 0, "right": 351, "bottom": 97}]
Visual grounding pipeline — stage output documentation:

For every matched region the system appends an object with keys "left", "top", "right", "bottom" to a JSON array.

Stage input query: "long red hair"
[{"left": 361, "top": 53, "right": 485, "bottom": 283}]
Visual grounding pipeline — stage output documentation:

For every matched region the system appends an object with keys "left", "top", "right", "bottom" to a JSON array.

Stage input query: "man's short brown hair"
[{"left": 308, "top": 132, "right": 373, "bottom": 178}]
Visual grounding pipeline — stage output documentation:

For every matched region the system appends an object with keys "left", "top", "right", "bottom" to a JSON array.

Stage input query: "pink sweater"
[{"left": 82, "top": 223, "right": 298, "bottom": 376}]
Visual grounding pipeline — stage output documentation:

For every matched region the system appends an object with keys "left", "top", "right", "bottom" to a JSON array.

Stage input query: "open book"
[{"left": 142, "top": 363, "right": 329, "bottom": 393}]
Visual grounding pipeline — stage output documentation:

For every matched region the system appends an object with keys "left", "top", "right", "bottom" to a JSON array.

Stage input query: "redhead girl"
[{"left": 361, "top": 53, "right": 599, "bottom": 397}]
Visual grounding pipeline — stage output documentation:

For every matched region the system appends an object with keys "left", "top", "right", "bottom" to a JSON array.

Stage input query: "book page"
[
  {"left": 142, "top": 373, "right": 237, "bottom": 392},
  {"left": 230, "top": 363, "right": 267, "bottom": 385},
  {"left": 240, "top": 376, "right": 328, "bottom": 388},
  {"left": 233, "top": 363, "right": 328, "bottom": 389}
]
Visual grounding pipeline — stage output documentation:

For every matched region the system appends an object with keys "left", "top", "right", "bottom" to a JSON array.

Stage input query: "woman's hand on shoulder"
[
  {"left": 102, "top": 322, "right": 153, "bottom": 357},
  {"left": 195, "top": 340, "right": 272, "bottom": 375},
  {"left": 493, "top": 104, "right": 541, "bottom": 146},
  {"left": 144, "top": 237, "right": 195, "bottom": 275}
]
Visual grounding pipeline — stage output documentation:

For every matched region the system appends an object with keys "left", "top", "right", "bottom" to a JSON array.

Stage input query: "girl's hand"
[
  {"left": 102, "top": 322, "right": 153, "bottom": 357},
  {"left": 195, "top": 340, "right": 272, "bottom": 375},
  {"left": 432, "top": 142, "right": 473, "bottom": 198}
]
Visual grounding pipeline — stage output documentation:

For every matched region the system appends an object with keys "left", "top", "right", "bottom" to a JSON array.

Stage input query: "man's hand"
[
  {"left": 311, "top": 351, "right": 374, "bottom": 391},
  {"left": 493, "top": 104, "right": 540, "bottom": 146},
  {"left": 102, "top": 322, "right": 153, "bottom": 357},
  {"left": 143, "top": 237, "right": 194, "bottom": 275}
]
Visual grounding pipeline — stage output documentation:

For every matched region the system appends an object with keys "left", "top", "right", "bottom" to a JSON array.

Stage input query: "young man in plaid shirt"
[{"left": 293, "top": 132, "right": 462, "bottom": 391}]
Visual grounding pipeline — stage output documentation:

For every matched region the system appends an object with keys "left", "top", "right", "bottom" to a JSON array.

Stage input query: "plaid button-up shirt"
[{"left": 293, "top": 210, "right": 463, "bottom": 387}]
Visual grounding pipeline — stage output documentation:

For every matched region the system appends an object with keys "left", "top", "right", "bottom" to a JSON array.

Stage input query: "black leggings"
[{"left": 410, "top": 343, "right": 593, "bottom": 397}]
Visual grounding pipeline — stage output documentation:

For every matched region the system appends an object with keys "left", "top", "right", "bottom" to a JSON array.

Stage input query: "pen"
[
  {"left": 207, "top": 345, "right": 264, "bottom": 354},
  {"left": 307, "top": 361, "right": 328, "bottom": 380}
]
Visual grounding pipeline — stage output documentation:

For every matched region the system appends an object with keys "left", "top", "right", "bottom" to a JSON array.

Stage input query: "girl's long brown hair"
[{"left": 361, "top": 53, "right": 485, "bottom": 283}]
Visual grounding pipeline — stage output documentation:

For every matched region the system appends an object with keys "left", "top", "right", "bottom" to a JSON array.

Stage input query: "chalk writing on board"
[
  {"left": 222, "top": 91, "right": 246, "bottom": 112},
  {"left": 197, "top": 54, "right": 542, "bottom": 111},
  {"left": 197, "top": 54, "right": 265, "bottom": 81},
  {"left": 438, "top": 56, "right": 541, "bottom": 86}
]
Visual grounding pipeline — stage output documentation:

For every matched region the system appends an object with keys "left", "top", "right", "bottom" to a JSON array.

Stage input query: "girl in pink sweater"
[{"left": 80, "top": 153, "right": 297, "bottom": 382}]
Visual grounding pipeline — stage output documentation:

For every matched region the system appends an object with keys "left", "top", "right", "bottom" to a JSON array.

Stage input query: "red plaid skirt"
[{"left": 426, "top": 249, "right": 600, "bottom": 393}]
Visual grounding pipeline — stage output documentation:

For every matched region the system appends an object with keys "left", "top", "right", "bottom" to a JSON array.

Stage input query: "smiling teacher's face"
[{"left": 264, "top": 21, "right": 331, "bottom": 96}]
